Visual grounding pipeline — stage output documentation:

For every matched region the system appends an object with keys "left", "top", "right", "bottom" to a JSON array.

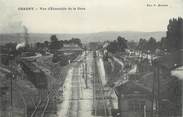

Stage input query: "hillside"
[{"left": 0, "top": 31, "right": 166, "bottom": 45}]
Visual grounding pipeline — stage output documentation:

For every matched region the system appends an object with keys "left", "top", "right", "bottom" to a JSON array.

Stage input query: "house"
[
  {"left": 139, "top": 72, "right": 181, "bottom": 117},
  {"left": 171, "top": 66, "right": 183, "bottom": 117},
  {"left": 115, "top": 70, "right": 182, "bottom": 117},
  {"left": 115, "top": 80, "right": 152, "bottom": 117},
  {"left": 154, "top": 50, "right": 183, "bottom": 75},
  {"left": 114, "top": 50, "right": 183, "bottom": 117},
  {"left": 63, "top": 43, "right": 79, "bottom": 48},
  {"left": 56, "top": 43, "right": 83, "bottom": 55},
  {"left": 151, "top": 50, "right": 183, "bottom": 117}
]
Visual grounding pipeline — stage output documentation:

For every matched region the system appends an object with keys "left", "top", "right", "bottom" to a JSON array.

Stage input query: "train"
[{"left": 18, "top": 59, "right": 48, "bottom": 89}]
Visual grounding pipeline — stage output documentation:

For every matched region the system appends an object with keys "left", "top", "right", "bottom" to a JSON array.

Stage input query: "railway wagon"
[{"left": 19, "top": 60, "right": 48, "bottom": 89}]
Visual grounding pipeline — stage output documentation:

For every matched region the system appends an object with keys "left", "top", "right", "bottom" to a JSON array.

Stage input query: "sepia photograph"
[{"left": 0, "top": 0, "right": 183, "bottom": 117}]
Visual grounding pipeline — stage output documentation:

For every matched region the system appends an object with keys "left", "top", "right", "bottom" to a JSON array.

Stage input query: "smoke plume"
[{"left": 16, "top": 42, "right": 26, "bottom": 50}]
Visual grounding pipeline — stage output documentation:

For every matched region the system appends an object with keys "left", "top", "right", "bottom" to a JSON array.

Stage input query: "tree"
[
  {"left": 50, "top": 35, "right": 58, "bottom": 42},
  {"left": 50, "top": 35, "right": 62, "bottom": 52},
  {"left": 70, "top": 38, "right": 82, "bottom": 47},
  {"left": 146, "top": 37, "right": 157, "bottom": 53},
  {"left": 160, "top": 37, "right": 168, "bottom": 50},
  {"left": 107, "top": 40, "right": 118, "bottom": 53},
  {"left": 137, "top": 38, "right": 147, "bottom": 52},
  {"left": 44, "top": 41, "right": 49, "bottom": 47},
  {"left": 160, "top": 17, "right": 183, "bottom": 52},
  {"left": 137, "top": 37, "right": 158, "bottom": 53},
  {"left": 117, "top": 36, "right": 128, "bottom": 51},
  {"left": 107, "top": 36, "right": 128, "bottom": 53}
]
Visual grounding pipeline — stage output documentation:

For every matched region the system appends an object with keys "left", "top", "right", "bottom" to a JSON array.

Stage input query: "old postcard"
[{"left": 0, "top": 0, "right": 183, "bottom": 117}]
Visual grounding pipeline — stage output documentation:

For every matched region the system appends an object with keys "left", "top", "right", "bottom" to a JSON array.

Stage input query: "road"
[{"left": 56, "top": 51, "right": 109, "bottom": 117}]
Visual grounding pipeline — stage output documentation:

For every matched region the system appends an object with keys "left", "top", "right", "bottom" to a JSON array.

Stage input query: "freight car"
[{"left": 18, "top": 60, "right": 48, "bottom": 89}]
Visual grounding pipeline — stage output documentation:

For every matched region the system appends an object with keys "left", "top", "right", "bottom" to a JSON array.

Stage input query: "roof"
[
  {"left": 20, "top": 60, "right": 41, "bottom": 73},
  {"left": 156, "top": 50, "right": 183, "bottom": 70},
  {"left": 63, "top": 43, "right": 79, "bottom": 47},
  {"left": 57, "top": 47, "right": 83, "bottom": 52},
  {"left": 171, "top": 66, "right": 183, "bottom": 80},
  {"left": 115, "top": 80, "right": 152, "bottom": 97},
  {"left": 140, "top": 71, "right": 176, "bottom": 90},
  {"left": 115, "top": 71, "right": 176, "bottom": 97}
]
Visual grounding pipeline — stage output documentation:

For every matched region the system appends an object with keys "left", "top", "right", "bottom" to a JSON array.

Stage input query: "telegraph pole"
[
  {"left": 83, "top": 46, "right": 88, "bottom": 88},
  {"left": 82, "top": 63, "right": 85, "bottom": 79},
  {"left": 8, "top": 56, "right": 16, "bottom": 117},
  {"left": 9, "top": 73, "right": 14, "bottom": 117},
  {"left": 152, "top": 60, "right": 159, "bottom": 117},
  {"left": 85, "top": 50, "right": 88, "bottom": 88}
]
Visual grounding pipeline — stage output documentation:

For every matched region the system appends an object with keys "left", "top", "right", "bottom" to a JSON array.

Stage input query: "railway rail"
[
  {"left": 93, "top": 57, "right": 108, "bottom": 116},
  {"left": 28, "top": 52, "right": 108, "bottom": 117},
  {"left": 30, "top": 90, "right": 51, "bottom": 117},
  {"left": 29, "top": 68, "right": 65, "bottom": 117},
  {"left": 67, "top": 65, "right": 81, "bottom": 117}
]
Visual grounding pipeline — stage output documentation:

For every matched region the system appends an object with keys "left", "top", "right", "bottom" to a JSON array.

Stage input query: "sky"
[{"left": 0, "top": 0, "right": 183, "bottom": 33}]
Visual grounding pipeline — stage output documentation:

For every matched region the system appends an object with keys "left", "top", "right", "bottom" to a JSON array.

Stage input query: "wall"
[{"left": 119, "top": 95, "right": 152, "bottom": 117}]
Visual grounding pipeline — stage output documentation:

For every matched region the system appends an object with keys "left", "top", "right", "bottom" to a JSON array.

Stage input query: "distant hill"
[{"left": 0, "top": 31, "right": 166, "bottom": 45}]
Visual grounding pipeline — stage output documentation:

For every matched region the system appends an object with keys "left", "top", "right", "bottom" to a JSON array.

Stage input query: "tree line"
[
  {"left": 35, "top": 35, "right": 82, "bottom": 53},
  {"left": 0, "top": 34, "right": 82, "bottom": 65},
  {"left": 137, "top": 17, "right": 183, "bottom": 54},
  {"left": 106, "top": 36, "right": 128, "bottom": 53},
  {"left": 105, "top": 17, "right": 183, "bottom": 55}
]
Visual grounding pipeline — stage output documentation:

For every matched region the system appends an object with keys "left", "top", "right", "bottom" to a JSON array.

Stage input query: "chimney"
[{"left": 23, "top": 26, "right": 29, "bottom": 46}]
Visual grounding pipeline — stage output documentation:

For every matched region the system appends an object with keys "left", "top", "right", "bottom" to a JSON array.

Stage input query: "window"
[{"left": 129, "top": 100, "right": 145, "bottom": 112}]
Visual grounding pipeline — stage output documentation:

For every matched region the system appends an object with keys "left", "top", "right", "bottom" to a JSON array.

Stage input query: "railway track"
[
  {"left": 30, "top": 91, "right": 50, "bottom": 117},
  {"left": 30, "top": 52, "right": 108, "bottom": 117},
  {"left": 93, "top": 57, "right": 108, "bottom": 116},
  {"left": 67, "top": 65, "right": 81, "bottom": 117},
  {"left": 30, "top": 67, "right": 66, "bottom": 117},
  {"left": 31, "top": 63, "right": 82, "bottom": 117}
]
